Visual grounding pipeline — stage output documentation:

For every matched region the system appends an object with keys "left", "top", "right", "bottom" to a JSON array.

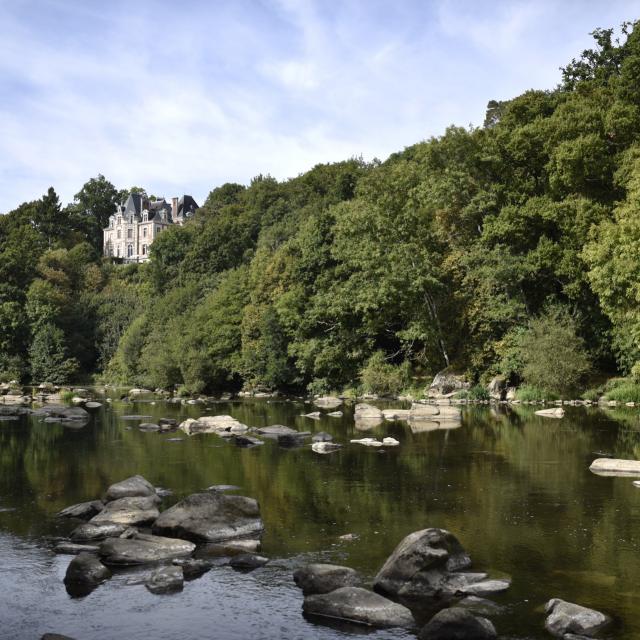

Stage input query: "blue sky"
[{"left": 1, "top": 0, "right": 639, "bottom": 212}]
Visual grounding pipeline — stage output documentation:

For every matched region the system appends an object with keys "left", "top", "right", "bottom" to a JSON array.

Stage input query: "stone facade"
[{"left": 103, "top": 193, "right": 198, "bottom": 263}]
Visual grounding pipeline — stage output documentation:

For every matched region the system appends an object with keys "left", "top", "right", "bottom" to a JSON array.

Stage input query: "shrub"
[
  {"left": 458, "top": 384, "right": 490, "bottom": 401},
  {"left": 359, "top": 352, "right": 410, "bottom": 397},
  {"left": 515, "top": 306, "right": 591, "bottom": 396}
]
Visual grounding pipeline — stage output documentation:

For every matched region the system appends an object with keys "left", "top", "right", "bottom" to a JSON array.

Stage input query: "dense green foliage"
[{"left": 3, "top": 24, "right": 640, "bottom": 394}]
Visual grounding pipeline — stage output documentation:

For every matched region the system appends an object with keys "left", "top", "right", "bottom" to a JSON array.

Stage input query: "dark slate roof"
[
  {"left": 123, "top": 193, "right": 143, "bottom": 215},
  {"left": 177, "top": 195, "right": 199, "bottom": 217}
]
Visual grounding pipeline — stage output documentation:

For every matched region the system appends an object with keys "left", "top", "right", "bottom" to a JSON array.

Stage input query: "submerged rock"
[
  {"left": 303, "top": 586, "right": 414, "bottom": 628},
  {"left": 57, "top": 500, "right": 104, "bottom": 520},
  {"left": 294, "top": 563, "right": 360, "bottom": 595},
  {"left": 145, "top": 565, "right": 184, "bottom": 594},
  {"left": 229, "top": 553, "right": 269, "bottom": 570},
  {"left": 32, "top": 405, "right": 89, "bottom": 422},
  {"left": 535, "top": 408, "right": 565, "bottom": 418},
  {"left": 312, "top": 442, "right": 342, "bottom": 454},
  {"left": 173, "top": 557, "right": 216, "bottom": 580},
  {"left": 64, "top": 552, "right": 111, "bottom": 587},
  {"left": 312, "top": 432, "right": 333, "bottom": 442},
  {"left": 418, "top": 607, "right": 497, "bottom": 640},
  {"left": 90, "top": 495, "right": 159, "bottom": 526},
  {"left": 278, "top": 432, "right": 311, "bottom": 447},
  {"left": 544, "top": 598, "right": 611, "bottom": 638},
  {"left": 54, "top": 542, "right": 101, "bottom": 555},
  {"left": 99, "top": 533, "right": 195, "bottom": 565},
  {"left": 232, "top": 434, "right": 264, "bottom": 447},
  {"left": 104, "top": 475, "right": 157, "bottom": 502},
  {"left": 152, "top": 491, "right": 264, "bottom": 543},
  {"left": 256, "top": 425, "right": 298, "bottom": 437}
]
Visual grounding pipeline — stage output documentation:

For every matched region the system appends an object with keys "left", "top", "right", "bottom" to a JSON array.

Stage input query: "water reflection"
[{"left": 0, "top": 398, "right": 638, "bottom": 638}]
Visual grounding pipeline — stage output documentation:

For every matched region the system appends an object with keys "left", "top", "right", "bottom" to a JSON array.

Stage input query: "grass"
[
  {"left": 60, "top": 389, "right": 76, "bottom": 403},
  {"left": 603, "top": 380, "right": 640, "bottom": 403},
  {"left": 457, "top": 384, "right": 490, "bottom": 401},
  {"left": 515, "top": 385, "right": 559, "bottom": 402}
]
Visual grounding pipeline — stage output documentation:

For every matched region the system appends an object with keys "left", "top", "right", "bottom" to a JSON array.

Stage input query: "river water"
[{"left": 0, "top": 396, "right": 638, "bottom": 639}]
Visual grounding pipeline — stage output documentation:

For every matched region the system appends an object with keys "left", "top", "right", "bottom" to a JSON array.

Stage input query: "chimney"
[{"left": 171, "top": 197, "right": 179, "bottom": 219}]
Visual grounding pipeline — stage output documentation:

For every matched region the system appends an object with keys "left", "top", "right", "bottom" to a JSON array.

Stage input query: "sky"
[{"left": 1, "top": 0, "right": 640, "bottom": 212}]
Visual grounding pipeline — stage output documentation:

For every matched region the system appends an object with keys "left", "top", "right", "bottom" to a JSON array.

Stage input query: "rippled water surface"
[{"left": 0, "top": 396, "right": 639, "bottom": 639}]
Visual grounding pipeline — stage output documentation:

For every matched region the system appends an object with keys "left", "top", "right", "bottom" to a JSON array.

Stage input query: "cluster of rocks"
[
  {"left": 0, "top": 403, "right": 93, "bottom": 427},
  {"left": 56, "top": 475, "right": 266, "bottom": 597},
  {"left": 293, "top": 528, "right": 612, "bottom": 639}
]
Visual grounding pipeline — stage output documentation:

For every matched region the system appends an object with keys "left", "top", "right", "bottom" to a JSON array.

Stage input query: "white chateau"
[{"left": 103, "top": 193, "right": 198, "bottom": 263}]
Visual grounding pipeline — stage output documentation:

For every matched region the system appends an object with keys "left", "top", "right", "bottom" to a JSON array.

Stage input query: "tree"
[
  {"left": 29, "top": 323, "right": 79, "bottom": 384},
  {"left": 69, "top": 175, "right": 120, "bottom": 249}
]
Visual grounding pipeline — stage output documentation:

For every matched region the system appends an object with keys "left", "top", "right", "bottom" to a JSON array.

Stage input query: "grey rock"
[
  {"left": 57, "top": 500, "right": 104, "bottom": 520},
  {"left": 278, "top": 431, "right": 311, "bottom": 447},
  {"left": 90, "top": 495, "right": 160, "bottom": 526},
  {"left": 418, "top": 607, "right": 497, "bottom": 640},
  {"left": 145, "top": 565, "right": 184, "bottom": 594},
  {"left": 313, "top": 396, "right": 343, "bottom": 409},
  {"left": 70, "top": 522, "right": 127, "bottom": 541},
  {"left": 84, "top": 401, "right": 102, "bottom": 409},
  {"left": 456, "top": 596, "right": 505, "bottom": 616},
  {"left": 173, "top": 557, "right": 216, "bottom": 580},
  {"left": 354, "top": 403, "right": 383, "bottom": 419},
  {"left": 303, "top": 586, "right": 414, "bottom": 628},
  {"left": 54, "top": 542, "right": 100, "bottom": 555},
  {"left": 104, "top": 475, "right": 156, "bottom": 502},
  {"left": 99, "top": 532, "right": 195, "bottom": 565},
  {"left": 374, "top": 528, "right": 472, "bottom": 598},
  {"left": 256, "top": 425, "right": 298, "bottom": 436},
  {"left": 544, "top": 598, "right": 611, "bottom": 638},
  {"left": 138, "top": 422, "right": 161, "bottom": 431},
  {"left": 312, "top": 432, "right": 333, "bottom": 442},
  {"left": 232, "top": 434, "right": 264, "bottom": 447},
  {"left": 312, "top": 442, "right": 342, "bottom": 454},
  {"left": 294, "top": 563, "right": 360, "bottom": 595},
  {"left": 206, "top": 484, "right": 241, "bottom": 493},
  {"left": 32, "top": 405, "right": 89, "bottom": 421},
  {"left": 64, "top": 552, "right": 111, "bottom": 586},
  {"left": 195, "top": 539, "right": 261, "bottom": 558},
  {"left": 152, "top": 491, "right": 263, "bottom": 543},
  {"left": 229, "top": 553, "right": 269, "bottom": 570}
]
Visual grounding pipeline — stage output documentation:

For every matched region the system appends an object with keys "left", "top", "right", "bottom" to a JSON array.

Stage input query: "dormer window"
[
  {"left": 117, "top": 216, "right": 121, "bottom": 225},
  {"left": 129, "top": 216, "right": 133, "bottom": 224},
  {"left": 143, "top": 212, "right": 148, "bottom": 222}
]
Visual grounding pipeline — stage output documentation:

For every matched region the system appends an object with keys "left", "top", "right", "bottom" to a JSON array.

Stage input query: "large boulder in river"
[
  {"left": 294, "top": 563, "right": 360, "bottom": 595},
  {"left": 99, "top": 532, "right": 195, "bottom": 565},
  {"left": 152, "top": 491, "right": 264, "bottom": 542},
  {"left": 90, "top": 496, "right": 159, "bottom": 526},
  {"left": 104, "top": 475, "right": 157, "bottom": 502},
  {"left": 374, "top": 528, "right": 471, "bottom": 597},
  {"left": 354, "top": 403, "right": 383, "bottom": 419},
  {"left": 32, "top": 405, "right": 89, "bottom": 422},
  {"left": 181, "top": 415, "right": 248, "bottom": 435},
  {"left": 486, "top": 376, "right": 507, "bottom": 401},
  {"left": 372, "top": 528, "right": 508, "bottom": 602},
  {"left": 544, "top": 599, "right": 611, "bottom": 638},
  {"left": 64, "top": 552, "right": 111, "bottom": 587},
  {"left": 418, "top": 607, "right": 497, "bottom": 640},
  {"left": 303, "top": 586, "right": 414, "bottom": 628}
]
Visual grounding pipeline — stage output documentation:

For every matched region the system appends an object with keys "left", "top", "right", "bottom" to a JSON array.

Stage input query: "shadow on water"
[{"left": 0, "top": 396, "right": 638, "bottom": 638}]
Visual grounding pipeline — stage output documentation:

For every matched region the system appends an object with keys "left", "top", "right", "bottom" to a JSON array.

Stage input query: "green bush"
[
  {"left": 458, "top": 384, "right": 490, "bottom": 401},
  {"left": 359, "top": 352, "right": 410, "bottom": 397},
  {"left": 516, "top": 385, "right": 559, "bottom": 401},
  {"left": 604, "top": 380, "right": 640, "bottom": 403}
]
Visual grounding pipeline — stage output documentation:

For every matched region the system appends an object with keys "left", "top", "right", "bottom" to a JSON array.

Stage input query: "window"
[
  {"left": 156, "top": 226, "right": 160, "bottom": 234},
  {"left": 142, "top": 244, "right": 147, "bottom": 255},
  {"left": 117, "top": 229, "right": 121, "bottom": 239},
  {"left": 143, "top": 212, "right": 148, "bottom": 221},
  {"left": 116, "top": 246, "right": 120, "bottom": 257},
  {"left": 117, "top": 216, "right": 121, "bottom": 225},
  {"left": 127, "top": 245, "right": 133, "bottom": 257},
  {"left": 127, "top": 228, "right": 132, "bottom": 239},
  {"left": 129, "top": 216, "right": 133, "bottom": 224},
  {"left": 143, "top": 227, "right": 147, "bottom": 238}
]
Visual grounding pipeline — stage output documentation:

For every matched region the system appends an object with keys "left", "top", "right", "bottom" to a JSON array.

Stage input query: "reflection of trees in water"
[{"left": 0, "top": 402, "right": 639, "bottom": 635}]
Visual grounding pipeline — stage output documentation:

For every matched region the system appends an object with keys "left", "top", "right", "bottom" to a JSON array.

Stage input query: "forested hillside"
[{"left": 4, "top": 25, "right": 640, "bottom": 397}]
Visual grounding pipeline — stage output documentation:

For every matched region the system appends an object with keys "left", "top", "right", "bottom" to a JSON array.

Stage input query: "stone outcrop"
[
  {"left": 294, "top": 563, "right": 360, "bottom": 595},
  {"left": 70, "top": 522, "right": 128, "bottom": 541},
  {"left": 374, "top": 529, "right": 509, "bottom": 601},
  {"left": 180, "top": 415, "right": 248, "bottom": 435},
  {"left": 32, "top": 405, "right": 89, "bottom": 423},
  {"left": 354, "top": 403, "right": 383, "bottom": 419},
  {"left": 487, "top": 376, "right": 507, "bottom": 401},
  {"left": 418, "top": 607, "right": 497, "bottom": 640},
  {"left": 303, "top": 586, "right": 414, "bottom": 628},
  {"left": 90, "top": 496, "right": 160, "bottom": 526},
  {"left": 99, "top": 532, "right": 195, "bottom": 565},
  {"left": 104, "top": 475, "right": 157, "bottom": 502},
  {"left": 544, "top": 599, "right": 611, "bottom": 638},
  {"left": 428, "top": 371, "right": 470, "bottom": 397},
  {"left": 152, "top": 491, "right": 264, "bottom": 542}
]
